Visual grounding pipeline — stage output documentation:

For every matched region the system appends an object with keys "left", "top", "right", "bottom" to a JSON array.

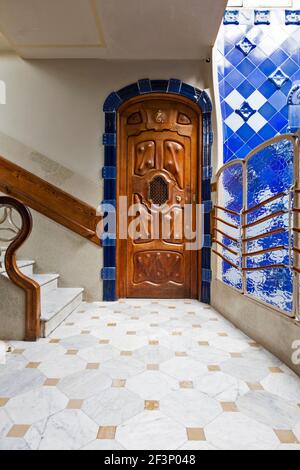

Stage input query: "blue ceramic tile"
[
  {"left": 259, "top": 81, "right": 278, "bottom": 99},
  {"left": 238, "top": 143, "right": 252, "bottom": 158},
  {"left": 247, "top": 134, "right": 264, "bottom": 149},
  {"left": 259, "top": 58, "right": 277, "bottom": 77},
  {"left": 224, "top": 10, "right": 240, "bottom": 25},
  {"left": 238, "top": 123, "right": 255, "bottom": 142},
  {"left": 223, "top": 124, "right": 234, "bottom": 140},
  {"left": 138, "top": 79, "right": 152, "bottom": 94},
  {"left": 270, "top": 49, "right": 289, "bottom": 67},
  {"left": 224, "top": 144, "right": 234, "bottom": 161},
  {"left": 254, "top": 10, "right": 270, "bottom": 25},
  {"left": 258, "top": 102, "right": 277, "bottom": 120},
  {"left": 269, "top": 112, "right": 288, "bottom": 132},
  {"left": 226, "top": 48, "right": 245, "bottom": 67},
  {"left": 101, "top": 267, "right": 116, "bottom": 281},
  {"left": 226, "top": 69, "right": 245, "bottom": 88},
  {"left": 117, "top": 83, "right": 140, "bottom": 101},
  {"left": 236, "top": 102, "right": 256, "bottom": 122},
  {"left": 237, "top": 80, "right": 256, "bottom": 99},
  {"left": 226, "top": 134, "right": 245, "bottom": 153},
  {"left": 168, "top": 79, "right": 182, "bottom": 94},
  {"left": 258, "top": 123, "right": 277, "bottom": 140},
  {"left": 102, "top": 166, "right": 116, "bottom": 180},
  {"left": 103, "top": 92, "right": 122, "bottom": 112},
  {"left": 103, "top": 133, "right": 116, "bottom": 146},
  {"left": 151, "top": 80, "right": 169, "bottom": 92},
  {"left": 237, "top": 59, "right": 256, "bottom": 78},
  {"left": 180, "top": 83, "right": 198, "bottom": 101},
  {"left": 104, "top": 146, "right": 116, "bottom": 167},
  {"left": 281, "top": 58, "right": 298, "bottom": 77},
  {"left": 236, "top": 37, "right": 256, "bottom": 56},
  {"left": 221, "top": 101, "right": 234, "bottom": 118},
  {"left": 285, "top": 10, "right": 300, "bottom": 25},
  {"left": 268, "top": 90, "right": 289, "bottom": 110},
  {"left": 247, "top": 69, "right": 267, "bottom": 88},
  {"left": 105, "top": 113, "right": 116, "bottom": 133}
]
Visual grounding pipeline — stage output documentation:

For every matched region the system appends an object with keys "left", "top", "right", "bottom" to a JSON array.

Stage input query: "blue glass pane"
[
  {"left": 218, "top": 163, "right": 243, "bottom": 290},
  {"left": 246, "top": 138, "right": 294, "bottom": 312}
]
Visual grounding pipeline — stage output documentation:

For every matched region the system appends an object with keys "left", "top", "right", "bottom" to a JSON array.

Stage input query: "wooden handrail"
[
  {"left": 0, "top": 156, "right": 100, "bottom": 245},
  {"left": 0, "top": 197, "right": 40, "bottom": 341}
]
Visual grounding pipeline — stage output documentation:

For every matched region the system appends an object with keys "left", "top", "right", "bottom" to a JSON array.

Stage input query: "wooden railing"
[
  {"left": 0, "top": 156, "right": 100, "bottom": 245},
  {"left": 0, "top": 197, "right": 40, "bottom": 341}
]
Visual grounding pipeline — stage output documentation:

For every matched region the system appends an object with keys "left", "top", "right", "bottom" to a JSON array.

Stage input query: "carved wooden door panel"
[{"left": 118, "top": 96, "right": 201, "bottom": 299}]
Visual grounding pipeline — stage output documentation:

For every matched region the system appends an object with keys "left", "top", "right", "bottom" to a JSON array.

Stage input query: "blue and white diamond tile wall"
[{"left": 218, "top": 8, "right": 300, "bottom": 162}]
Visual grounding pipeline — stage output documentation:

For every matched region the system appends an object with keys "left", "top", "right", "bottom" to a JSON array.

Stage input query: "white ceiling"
[{"left": 0, "top": 0, "right": 227, "bottom": 59}]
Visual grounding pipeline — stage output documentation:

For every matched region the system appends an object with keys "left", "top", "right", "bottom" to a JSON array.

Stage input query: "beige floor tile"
[
  {"left": 0, "top": 398, "right": 10, "bottom": 407},
  {"left": 7, "top": 425, "right": 30, "bottom": 438},
  {"left": 44, "top": 379, "right": 60, "bottom": 387},
  {"left": 187, "top": 428, "right": 206, "bottom": 441},
  {"left": 97, "top": 427, "right": 117, "bottom": 440},
  {"left": 208, "top": 365, "right": 221, "bottom": 372},
  {"left": 221, "top": 402, "right": 238, "bottom": 412},
  {"left": 66, "top": 350, "right": 78, "bottom": 356},
  {"left": 269, "top": 367, "right": 284, "bottom": 374},
  {"left": 26, "top": 362, "right": 40, "bottom": 369},
  {"left": 247, "top": 383, "right": 264, "bottom": 391},
  {"left": 112, "top": 380, "right": 126, "bottom": 388},
  {"left": 274, "top": 430, "right": 299, "bottom": 444},
  {"left": 67, "top": 400, "right": 84, "bottom": 410},
  {"left": 86, "top": 363, "right": 100, "bottom": 370},
  {"left": 180, "top": 381, "right": 194, "bottom": 389},
  {"left": 145, "top": 401, "right": 160, "bottom": 411},
  {"left": 147, "top": 364, "right": 159, "bottom": 371}
]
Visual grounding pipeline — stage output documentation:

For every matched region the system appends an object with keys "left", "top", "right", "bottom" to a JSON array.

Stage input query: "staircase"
[{"left": 0, "top": 247, "right": 84, "bottom": 337}]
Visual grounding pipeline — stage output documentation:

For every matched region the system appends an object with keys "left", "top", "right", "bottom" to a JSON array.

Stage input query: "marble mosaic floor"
[{"left": 1, "top": 299, "right": 300, "bottom": 451}]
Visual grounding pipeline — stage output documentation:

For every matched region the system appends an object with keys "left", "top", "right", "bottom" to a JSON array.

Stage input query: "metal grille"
[{"left": 149, "top": 176, "right": 168, "bottom": 206}]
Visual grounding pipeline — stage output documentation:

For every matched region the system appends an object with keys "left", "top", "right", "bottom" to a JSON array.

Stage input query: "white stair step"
[
  {"left": 32, "top": 273, "right": 59, "bottom": 296},
  {"left": 41, "top": 288, "right": 84, "bottom": 338},
  {"left": 0, "top": 260, "right": 35, "bottom": 277}
]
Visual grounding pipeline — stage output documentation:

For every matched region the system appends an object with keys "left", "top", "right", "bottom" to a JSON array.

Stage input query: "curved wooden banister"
[
  {"left": 0, "top": 196, "right": 41, "bottom": 341},
  {"left": 0, "top": 156, "right": 100, "bottom": 246}
]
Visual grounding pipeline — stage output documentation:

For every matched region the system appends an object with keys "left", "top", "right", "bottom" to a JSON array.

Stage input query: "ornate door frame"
[{"left": 101, "top": 79, "right": 213, "bottom": 303}]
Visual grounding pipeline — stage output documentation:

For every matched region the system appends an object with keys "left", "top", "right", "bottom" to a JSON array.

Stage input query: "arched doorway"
[{"left": 101, "top": 80, "right": 213, "bottom": 302}]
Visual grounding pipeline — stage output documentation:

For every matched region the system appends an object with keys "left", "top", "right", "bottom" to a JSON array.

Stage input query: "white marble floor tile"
[
  {"left": 38, "top": 410, "right": 98, "bottom": 450},
  {"left": 237, "top": 391, "right": 300, "bottom": 429},
  {"left": 81, "top": 440, "right": 125, "bottom": 450},
  {"left": 0, "top": 409, "right": 12, "bottom": 438},
  {"left": 5, "top": 388, "right": 68, "bottom": 425},
  {"left": 194, "top": 371, "right": 249, "bottom": 402},
  {"left": 100, "top": 357, "right": 145, "bottom": 380},
  {"left": 0, "top": 438, "right": 29, "bottom": 450},
  {"left": 0, "top": 369, "right": 45, "bottom": 397},
  {"left": 261, "top": 373, "right": 300, "bottom": 404},
  {"left": 83, "top": 388, "right": 144, "bottom": 426},
  {"left": 160, "top": 357, "right": 207, "bottom": 381},
  {"left": 205, "top": 412, "right": 280, "bottom": 450},
  {"left": 38, "top": 356, "right": 86, "bottom": 379},
  {"left": 116, "top": 411, "right": 187, "bottom": 450},
  {"left": 58, "top": 369, "right": 112, "bottom": 399},
  {"left": 161, "top": 390, "right": 222, "bottom": 427},
  {"left": 126, "top": 371, "right": 179, "bottom": 400}
]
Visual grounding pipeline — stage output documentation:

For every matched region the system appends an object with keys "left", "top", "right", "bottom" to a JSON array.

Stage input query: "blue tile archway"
[{"left": 101, "top": 79, "right": 213, "bottom": 302}]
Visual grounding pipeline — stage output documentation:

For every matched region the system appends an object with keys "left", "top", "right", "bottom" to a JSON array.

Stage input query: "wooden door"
[{"left": 117, "top": 95, "right": 201, "bottom": 299}]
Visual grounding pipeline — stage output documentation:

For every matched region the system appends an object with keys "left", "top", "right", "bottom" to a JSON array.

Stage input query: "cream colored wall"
[{"left": 0, "top": 54, "right": 215, "bottom": 300}]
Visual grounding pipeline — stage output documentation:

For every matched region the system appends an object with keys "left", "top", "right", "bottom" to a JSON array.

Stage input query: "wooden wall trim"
[
  {"left": 0, "top": 196, "right": 41, "bottom": 341},
  {"left": 0, "top": 156, "right": 100, "bottom": 245}
]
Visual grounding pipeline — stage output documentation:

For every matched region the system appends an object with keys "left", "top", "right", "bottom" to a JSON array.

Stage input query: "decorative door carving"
[{"left": 118, "top": 96, "right": 201, "bottom": 298}]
